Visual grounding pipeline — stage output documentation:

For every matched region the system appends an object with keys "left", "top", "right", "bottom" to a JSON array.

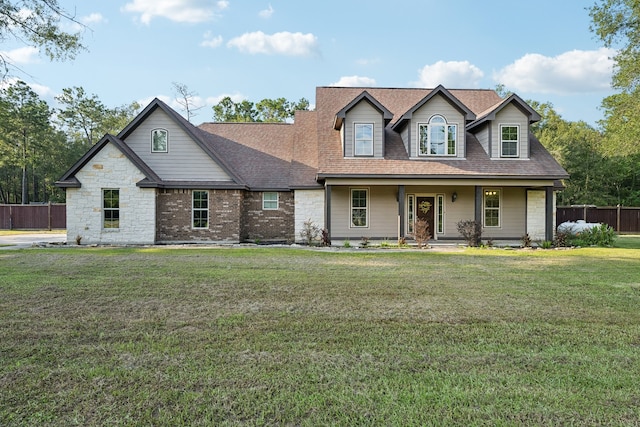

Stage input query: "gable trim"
[
  {"left": 117, "top": 98, "right": 246, "bottom": 186},
  {"left": 55, "top": 134, "right": 161, "bottom": 188}
]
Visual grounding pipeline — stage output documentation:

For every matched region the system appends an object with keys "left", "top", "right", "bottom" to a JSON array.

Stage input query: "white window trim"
[
  {"left": 262, "top": 192, "right": 279, "bottom": 210},
  {"left": 102, "top": 188, "right": 120, "bottom": 230},
  {"left": 151, "top": 128, "right": 169, "bottom": 153},
  {"left": 483, "top": 188, "right": 501, "bottom": 228},
  {"left": 436, "top": 194, "right": 444, "bottom": 234},
  {"left": 500, "top": 124, "right": 519, "bottom": 158},
  {"left": 192, "top": 190, "right": 209, "bottom": 229},
  {"left": 417, "top": 116, "right": 457, "bottom": 157},
  {"left": 354, "top": 122, "right": 374, "bottom": 156},
  {"left": 350, "top": 187, "right": 369, "bottom": 228}
]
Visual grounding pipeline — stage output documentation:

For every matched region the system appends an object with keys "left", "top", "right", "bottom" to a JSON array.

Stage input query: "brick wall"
[
  {"left": 156, "top": 188, "right": 243, "bottom": 242},
  {"left": 242, "top": 191, "right": 294, "bottom": 242}
]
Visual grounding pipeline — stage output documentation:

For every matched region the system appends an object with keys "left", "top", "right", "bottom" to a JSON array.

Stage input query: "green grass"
[{"left": 2, "top": 245, "right": 640, "bottom": 426}]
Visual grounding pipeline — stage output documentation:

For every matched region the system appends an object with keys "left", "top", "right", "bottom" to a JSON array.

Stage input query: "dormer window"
[
  {"left": 354, "top": 123, "right": 374, "bottom": 156},
  {"left": 151, "top": 128, "right": 168, "bottom": 153},
  {"left": 501, "top": 125, "right": 519, "bottom": 157},
  {"left": 418, "top": 115, "right": 456, "bottom": 156}
]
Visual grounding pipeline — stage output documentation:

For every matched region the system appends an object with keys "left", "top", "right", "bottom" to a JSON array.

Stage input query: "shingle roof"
[{"left": 314, "top": 86, "right": 568, "bottom": 180}]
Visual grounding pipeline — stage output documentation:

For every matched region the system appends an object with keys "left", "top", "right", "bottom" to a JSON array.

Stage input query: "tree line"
[{"left": 0, "top": 0, "right": 639, "bottom": 206}]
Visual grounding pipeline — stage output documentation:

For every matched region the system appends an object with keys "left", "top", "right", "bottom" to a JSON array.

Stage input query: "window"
[
  {"left": 407, "top": 194, "right": 415, "bottom": 233},
  {"left": 484, "top": 189, "right": 500, "bottom": 227},
  {"left": 350, "top": 188, "right": 368, "bottom": 227},
  {"left": 192, "top": 190, "right": 209, "bottom": 229},
  {"left": 437, "top": 194, "right": 444, "bottom": 234},
  {"left": 501, "top": 125, "right": 519, "bottom": 157},
  {"left": 151, "top": 128, "right": 168, "bottom": 153},
  {"left": 419, "top": 115, "right": 456, "bottom": 156},
  {"left": 354, "top": 123, "right": 374, "bottom": 156},
  {"left": 263, "top": 192, "right": 278, "bottom": 210},
  {"left": 103, "top": 189, "right": 119, "bottom": 229}
]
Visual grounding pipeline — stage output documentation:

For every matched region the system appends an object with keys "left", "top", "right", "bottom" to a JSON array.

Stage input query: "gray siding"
[
  {"left": 490, "top": 104, "right": 529, "bottom": 159},
  {"left": 343, "top": 101, "right": 385, "bottom": 158},
  {"left": 331, "top": 186, "right": 398, "bottom": 238},
  {"left": 125, "top": 109, "right": 232, "bottom": 181},
  {"left": 474, "top": 123, "right": 491, "bottom": 156}
]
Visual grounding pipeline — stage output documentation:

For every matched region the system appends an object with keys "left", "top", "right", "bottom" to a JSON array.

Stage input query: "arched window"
[
  {"left": 151, "top": 128, "right": 168, "bottom": 153},
  {"left": 418, "top": 115, "right": 456, "bottom": 156}
]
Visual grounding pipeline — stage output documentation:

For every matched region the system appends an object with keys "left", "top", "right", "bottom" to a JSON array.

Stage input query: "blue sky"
[{"left": 1, "top": 0, "right": 615, "bottom": 126}]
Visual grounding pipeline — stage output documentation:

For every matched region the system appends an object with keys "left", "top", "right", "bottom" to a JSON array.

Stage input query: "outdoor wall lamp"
[{"left": 452, "top": 191, "right": 458, "bottom": 203}]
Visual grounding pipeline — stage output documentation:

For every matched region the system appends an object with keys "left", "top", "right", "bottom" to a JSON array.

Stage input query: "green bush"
[
  {"left": 457, "top": 219, "right": 482, "bottom": 247},
  {"left": 557, "top": 224, "right": 617, "bottom": 247}
]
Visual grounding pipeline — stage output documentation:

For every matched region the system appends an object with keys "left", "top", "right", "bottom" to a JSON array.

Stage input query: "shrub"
[
  {"left": 299, "top": 219, "right": 320, "bottom": 246},
  {"left": 457, "top": 220, "right": 482, "bottom": 247},
  {"left": 555, "top": 223, "right": 616, "bottom": 247},
  {"left": 414, "top": 218, "right": 431, "bottom": 249},
  {"left": 321, "top": 229, "right": 331, "bottom": 247}
]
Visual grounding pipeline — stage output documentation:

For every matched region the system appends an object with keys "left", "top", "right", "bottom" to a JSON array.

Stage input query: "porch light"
[{"left": 451, "top": 191, "right": 458, "bottom": 203}]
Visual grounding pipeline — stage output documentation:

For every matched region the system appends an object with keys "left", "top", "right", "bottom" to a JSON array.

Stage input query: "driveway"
[{"left": 0, "top": 232, "right": 67, "bottom": 249}]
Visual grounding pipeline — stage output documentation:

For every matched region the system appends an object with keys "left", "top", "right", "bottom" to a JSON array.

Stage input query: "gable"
[
  {"left": 342, "top": 100, "right": 385, "bottom": 158},
  {"left": 405, "top": 93, "right": 466, "bottom": 158},
  {"left": 124, "top": 108, "right": 233, "bottom": 182}
]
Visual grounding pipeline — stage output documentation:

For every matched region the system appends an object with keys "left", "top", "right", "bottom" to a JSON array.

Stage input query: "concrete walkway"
[{"left": 0, "top": 232, "right": 66, "bottom": 249}]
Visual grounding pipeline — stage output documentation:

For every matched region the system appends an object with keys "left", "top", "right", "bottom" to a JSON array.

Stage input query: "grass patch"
[{"left": 1, "top": 246, "right": 640, "bottom": 425}]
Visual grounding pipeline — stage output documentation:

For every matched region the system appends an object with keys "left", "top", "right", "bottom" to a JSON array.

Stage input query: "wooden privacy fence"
[
  {"left": 557, "top": 206, "right": 640, "bottom": 233},
  {"left": 0, "top": 203, "right": 66, "bottom": 230}
]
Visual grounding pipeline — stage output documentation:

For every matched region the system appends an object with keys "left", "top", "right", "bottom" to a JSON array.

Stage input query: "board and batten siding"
[
  {"left": 343, "top": 101, "right": 384, "bottom": 158},
  {"left": 125, "top": 109, "right": 232, "bottom": 181},
  {"left": 408, "top": 95, "right": 465, "bottom": 158},
  {"left": 490, "top": 104, "right": 529, "bottom": 159}
]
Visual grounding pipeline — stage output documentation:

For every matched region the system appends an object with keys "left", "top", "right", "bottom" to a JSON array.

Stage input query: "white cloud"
[
  {"left": 494, "top": 48, "right": 615, "bottom": 94},
  {"left": 330, "top": 76, "right": 376, "bottom": 87},
  {"left": 227, "top": 31, "right": 319, "bottom": 56},
  {"left": 0, "top": 78, "right": 53, "bottom": 98},
  {"left": 413, "top": 60, "right": 484, "bottom": 88},
  {"left": 0, "top": 46, "right": 40, "bottom": 64},
  {"left": 259, "top": 4, "right": 274, "bottom": 19},
  {"left": 81, "top": 13, "right": 106, "bottom": 25},
  {"left": 123, "top": 0, "right": 228, "bottom": 24},
  {"left": 201, "top": 31, "right": 223, "bottom": 48}
]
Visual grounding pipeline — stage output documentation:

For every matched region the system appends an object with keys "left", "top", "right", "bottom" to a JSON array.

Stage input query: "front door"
[{"left": 416, "top": 196, "right": 435, "bottom": 237}]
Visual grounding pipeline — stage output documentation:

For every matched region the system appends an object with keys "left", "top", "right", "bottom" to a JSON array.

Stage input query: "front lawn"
[{"left": 1, "top": 246, "right": 639, "bottom": 425}]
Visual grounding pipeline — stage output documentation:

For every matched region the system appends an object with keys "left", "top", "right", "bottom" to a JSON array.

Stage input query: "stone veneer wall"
[
  {"left": 241, "top": 191, "right": 295, "bottom": 242},
  {"left": 66, "top": 143, "right": 156, "bottom": 245},
  {"left": 156, "top": 188, "right": 243, "bottom": 242},
  {"left": 294, "top": 189, "right": 325, "bottom": 243}
]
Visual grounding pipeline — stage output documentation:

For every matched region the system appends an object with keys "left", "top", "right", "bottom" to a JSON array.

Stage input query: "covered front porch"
[{"left": 323, "top": 179, "right": 557, "bottom": 243}]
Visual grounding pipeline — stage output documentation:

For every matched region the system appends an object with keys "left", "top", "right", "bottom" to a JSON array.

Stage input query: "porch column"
[
  {"left": 325, "top": 184, "right": 332, "bottom": 240},
  {"left": 398, "top": 185, "right": 405, "bottom": 238},
  {"left": 474, "top": 186, "right": 482, "bottom": 225},
  {"left": 545, "top": 186, "right": 554, "bottom": 241}
]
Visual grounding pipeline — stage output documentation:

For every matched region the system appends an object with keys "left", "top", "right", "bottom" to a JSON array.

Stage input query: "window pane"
[
  {"left": 152, "top": 129, "right": 168, "bottom": 152},
  {"left": 355, "top": 123, "right": 373, "bottom": 156},
  {"left": 351, "top": 189, "right": 367, "bottom": 227},
  {"left": 430, "top": 125, "right": 445, "bottom": 155},
  {"left": 352, "top": 209, "right": 367, "bottom": 227},
  {"left": 263, "top": 192, "right": 278, "bottom": 209},
  {"left": 484, "top": 190, "right": 500, "bottom": 227},
  {"left": 447, "top": 125, "right": 456, "bottom": 155},
  {"left": 103, "top": 189, "right": 119, "bottom": 229},
  {"left": 419, "top": 125, "right": 428, "bottom": 155},
  {"left": 193, "top": 191, "right": 209, "bottom": 228}
]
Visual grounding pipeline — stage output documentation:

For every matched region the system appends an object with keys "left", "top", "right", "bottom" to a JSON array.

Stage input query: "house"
[{"left": 56, "top": 85, "right": 568, "bottom": 245}]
